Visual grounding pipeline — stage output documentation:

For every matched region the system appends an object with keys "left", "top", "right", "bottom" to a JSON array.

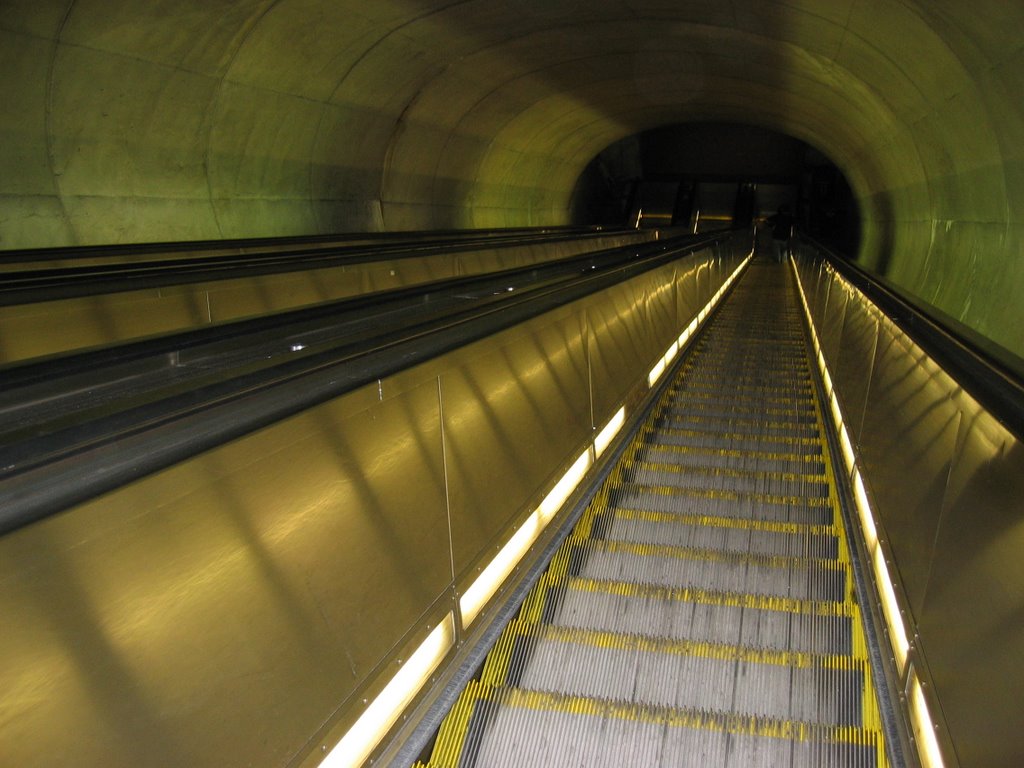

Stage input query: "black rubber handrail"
[
  {"left": 798, "top": 235, "right": 1024, "bottom": 442},
  {"left": 0, "top": 230, "right": 737, "bottom": 535},
  {"left": 0, "top": 227, "right": 639, "bottom": 304},
  {"left": 0, "top": 224, "right": 611, "bottom": 263}
]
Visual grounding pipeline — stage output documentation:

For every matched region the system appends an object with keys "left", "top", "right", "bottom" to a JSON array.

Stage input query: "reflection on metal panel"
[
  {"left": 442, "top": 307, "right": 591, "bottom": 581},
  {"left": 818, "top": 275, "right": 848, "bottom": 367},
  {"left": 858, "top": 318, "right": 960, "bottom": 616},
  {"left": 0, "top": 378, "right": 451, "bottom": 767},
  {"left": 833, "top": 291, "right": 880, "bottom": 446},
  {"left": 919, "top": 405, "right": 1024, "bottom": 767},
  {"left": 587, "top": 279, "right": 655, "bottom": 434}
]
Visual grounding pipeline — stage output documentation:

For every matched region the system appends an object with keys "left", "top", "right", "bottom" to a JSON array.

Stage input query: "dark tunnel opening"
[{"left": 570, "top": 122, "right": 861, "bottom": 257}]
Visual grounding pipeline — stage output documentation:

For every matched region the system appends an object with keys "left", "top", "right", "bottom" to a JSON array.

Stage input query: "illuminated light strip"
[
  {"left": 594, "top": 407, "right": 626, "bottom": 458},
  {"left": 320, "top": 613, "right": 455, "bottom": 768},
  {"left": 460, "top": 447, "right": 593, "bottom": 627},
  {"left": 538, "top": 449, "right": 593, "bottom": 523},
  {"left": 789, "top": 256, "right": 911, "bottom": 673},
  {"left": 910, "top": 671, "right": 947, "bottom": 768},
  {"left": 649, "top": 251, "right": 754, "bottom": 389},
  {"left": 873, "top": 546, "right": 909, "bottom": 671}
]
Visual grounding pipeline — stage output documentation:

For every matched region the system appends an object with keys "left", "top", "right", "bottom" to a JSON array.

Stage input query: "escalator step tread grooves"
[{"left": 420, "top": 258, "right": 888, "bottom": 767}]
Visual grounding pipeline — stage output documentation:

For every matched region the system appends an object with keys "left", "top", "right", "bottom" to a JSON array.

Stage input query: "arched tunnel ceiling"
[{"left": 2, "top": 0, "right": 1023, "bottom": 353}]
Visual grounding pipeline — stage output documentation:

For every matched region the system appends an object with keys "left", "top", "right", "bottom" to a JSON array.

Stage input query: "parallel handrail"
[
  {"left": 0, "top": 224, "right": 611, "bottom": 264},
  {"left": 0, "top": 227, "right": 637, "bottom": 304},
  {"left": 798, "top": 235, "right": 1024, "bottom": 442},
  {"left": 0, "top": 230, "right": 735, "bottom": 536}
]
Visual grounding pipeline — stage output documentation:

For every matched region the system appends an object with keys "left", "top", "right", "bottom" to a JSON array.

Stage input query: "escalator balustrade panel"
[{"left": 417, "top": 259, "right": 888, "bottom": 768}]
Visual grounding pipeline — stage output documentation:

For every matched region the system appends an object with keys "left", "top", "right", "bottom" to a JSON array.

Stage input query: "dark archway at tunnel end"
[{"left": 570, "top": 121, "right": 862, "bottom": 258}]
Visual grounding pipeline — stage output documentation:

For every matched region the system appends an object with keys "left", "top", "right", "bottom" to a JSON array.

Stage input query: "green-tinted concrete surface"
[{"left": 1, "top": 0, "right": 1023, "bottom": 355}]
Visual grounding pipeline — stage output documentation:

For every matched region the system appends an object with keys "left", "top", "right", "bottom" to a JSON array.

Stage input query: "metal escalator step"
[
  {"left": 665, "top": 390, "right": 815, "bottom": 408},
  {"left": 661, "top": 403, "right": 818, "bottom": 423},
  {"left": 485, "top": 622, "right": 866, "bottom": 727},
  {"left": 674, "top": 377, "right": 813, "bottom": 393},
  {"left": 568, "top": 539, "right": 846, "bottom": 602},
  {"left": 657, "top": 414, "right": 819, "bottom": 437},
  {"left": 650, "top": 426, "right": 823, "bottom": 453},
  {"left": 612, "top": 482, "right": 830, "bottom": 509},
  {"left": 642, "top": 443, "right": 826, "bottom": 476},
  {"left": 598, "top": 509, "right": 839, "bottom": 560},
  {"left": 531, "top": 576, "right": 854, "bottom": 654},
  {"left": 610, "top": 484, "right": 832, "bottom": 525},
  {"left": 428, "top": 682, "right": 882, "bottom": 768},
  {"left": 628, "top": 461, "right": 829, "bottom": 497}
]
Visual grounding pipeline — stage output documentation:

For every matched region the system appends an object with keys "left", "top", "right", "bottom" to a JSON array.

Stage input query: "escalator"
[{"left": 414, "top": 258, "right": 892, "bottom": 767}]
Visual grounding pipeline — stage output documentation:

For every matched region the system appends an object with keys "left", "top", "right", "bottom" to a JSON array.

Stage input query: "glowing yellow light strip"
[
  {"left": 594, "top": 407, "right": 626, "bottom": 458},
  {"left": 460, "top": 446, "right": 593, "bottom": 627},
  {"left": 320, "top": 613, "right": 455, "bottom": 768},
  {"left": 789, "top": 256, "right": 911, "bottom": 673},
  {"left": 538, "top": 448, "right": 593, "bottom": 523},
  {"left": 910, "top": 672, "right": 947, "bottom": 768}
]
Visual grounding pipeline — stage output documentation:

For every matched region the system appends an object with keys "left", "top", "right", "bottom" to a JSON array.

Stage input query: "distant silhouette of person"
[{"left": 767, "top": 205, "right": 795, "bottom": 262}]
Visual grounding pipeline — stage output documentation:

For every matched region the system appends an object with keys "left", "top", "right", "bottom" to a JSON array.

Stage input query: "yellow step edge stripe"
[
  {"left": 604, "top": 506, "right": 837, "bottom": 537},
  {"left": 430, "top": 683, "right": 884, "bottom": 753},
  {"left": 641, "top": 441, "right": 827, "bottom": 464},
  {"left": 495, "top": 619, "right": 870, "bottom": 670},
  {"left": 553, "top": 574, "right": 858, "bottom": 618},
  {"left": 426, "top": 679, "right": 485, "bottom": 766},
  {"left": 616, "top": 483, "right": 833, "bottom": 508},
  {"left": 655, "top": 426, "right": 824, "bottom": 448},
  {"left": 568, "top": 536, "right": 848, "bottom": 573},
  {"left": 631, "top": 460, "right": 828, "bottom": 485},
  {"left": 667, "top": 391, "right": 816, "bottom": 407},
  {"left": 657, "top": 415, "right": 820, "bottom": 432}
]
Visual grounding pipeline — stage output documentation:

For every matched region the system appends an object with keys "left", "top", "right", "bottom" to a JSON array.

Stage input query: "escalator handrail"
[
  {"left": 798, "top": 234, "right": 1024, "bottom": 442},
  {"left": 0, "top": 230, "right": 738, "bottom": 537},
  {"left": 0, "top": 225, "right": 613, "bottom": 264}
]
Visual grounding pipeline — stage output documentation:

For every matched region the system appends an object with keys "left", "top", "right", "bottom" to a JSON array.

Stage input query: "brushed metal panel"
[
  {"left": 0, "top": 378, "right": 451, "bottom": 768},
  {"left": 442, "top": 307, "right": 591, "bottom": 580},
  {"left": 587, "top": 278, "right": 657, "bottom": 425},
  {"left": 833, "top": 290, "right": 881, "bottom": 447},
  {"left": 675, "top": 257, "right": 704, "bottom": 325},
  {"left": 917, "top": 405, "right": 1024, "bottom": 767},
  {"left": 858, "top": 319, "right": 960, "bottom": 617},
  {"left": 818, "top": 273, "right": 849, "bottom": 369},
  {"left": 809, "top": 261, "right": 831, "bottom": 325},
  {"left": 645, "top": 262, "right": 683, "bottom": 355},
  {"left": 0, "top": 291, "right": 210, "bottom": 362}
]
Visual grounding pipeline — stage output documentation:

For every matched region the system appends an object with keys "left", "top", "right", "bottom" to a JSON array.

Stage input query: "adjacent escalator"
[{"left": 416, "top": 258, "right": 891, "bottom": 767}]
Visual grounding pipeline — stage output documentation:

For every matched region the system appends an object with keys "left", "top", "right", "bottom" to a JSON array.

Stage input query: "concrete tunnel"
[
  {"left": 2, "top": 2, "right": 1024, "bottom": 767},
  {"left": 3, "top": 0, "right": 1023, "bottom": 357}
]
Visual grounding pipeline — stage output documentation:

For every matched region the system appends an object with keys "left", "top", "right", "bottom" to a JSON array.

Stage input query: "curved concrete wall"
[{"left": 2, "top": 1, "right": 1022, "bottom": 353}]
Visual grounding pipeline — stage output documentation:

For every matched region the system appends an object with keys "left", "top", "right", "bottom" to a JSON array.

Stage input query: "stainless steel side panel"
[
  {"left": 441, "top": 305, "right": 591, "bottom": 580},
  {"left": 0, "top": 378, "right": 452, "bottom": 767},
  {"left": 587, "top": 278, "right": 658, "bottom": 428},
  {"left": 832, "top": 285, "right": 879, "bottom": 446},
  {"left": 817, "top": 272, "right": 848, "bottom": 369},
  {"left": 917, "top": 404, "right": 1024, "bottom": 767},
  {"left": 857, "top": 318, "right": 961, "bottom": 617}
]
